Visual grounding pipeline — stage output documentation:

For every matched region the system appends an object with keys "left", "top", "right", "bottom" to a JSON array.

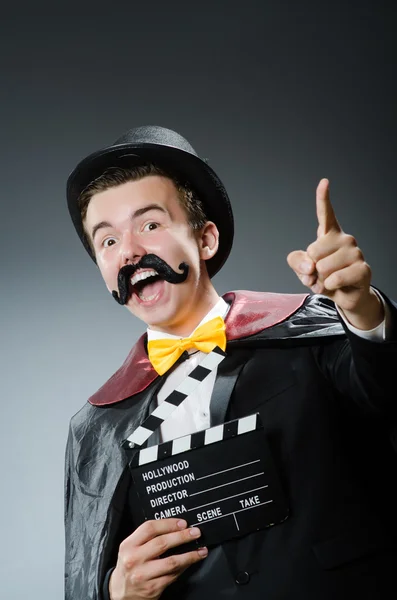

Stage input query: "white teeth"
[
  {"left": 130, "top": 269, "right": 158, "bottom": 287},
  {"left": 138, "top": 292, "right": 157, "bottom": 301}
]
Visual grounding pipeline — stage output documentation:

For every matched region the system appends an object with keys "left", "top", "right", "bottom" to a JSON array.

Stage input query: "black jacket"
[{"left": 64, "top": 291, "right": 397, "bottom": 599}]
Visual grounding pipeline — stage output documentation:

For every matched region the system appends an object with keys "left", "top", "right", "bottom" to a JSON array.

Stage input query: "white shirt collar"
[{"left": 147, "top": 297, "right": 229, "bottom": 342}]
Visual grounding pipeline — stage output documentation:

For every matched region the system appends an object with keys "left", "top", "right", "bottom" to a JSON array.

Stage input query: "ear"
[{"left": 198, "top": 221, "right": 219, "bottom": 261}]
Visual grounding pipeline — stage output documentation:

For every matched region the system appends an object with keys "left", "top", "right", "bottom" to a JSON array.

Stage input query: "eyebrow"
[{"left": 91, "top": 203, "right": 167, "bottom": 241}]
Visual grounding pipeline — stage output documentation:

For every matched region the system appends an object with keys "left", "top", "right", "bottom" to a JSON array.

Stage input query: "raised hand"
[
  {"left": 109, "top": 518, "right": 207, "bottom": 600},
  {"left": 287, "top": 179, "right": 384, "bottom": 330}
]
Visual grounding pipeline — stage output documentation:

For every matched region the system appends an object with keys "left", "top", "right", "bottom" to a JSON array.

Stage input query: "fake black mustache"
[{"left": 112, "top": 254, "right": 189, "bottom": 305}]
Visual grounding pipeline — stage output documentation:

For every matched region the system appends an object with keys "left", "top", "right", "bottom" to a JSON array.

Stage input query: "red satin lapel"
[{"left": 89, "top": 290, "right": 308, "bottom": 406}]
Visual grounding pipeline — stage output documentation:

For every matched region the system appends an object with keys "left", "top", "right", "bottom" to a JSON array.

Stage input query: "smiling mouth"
[{"left": 130, "top": 269, "right": 163, "bottom": 301}]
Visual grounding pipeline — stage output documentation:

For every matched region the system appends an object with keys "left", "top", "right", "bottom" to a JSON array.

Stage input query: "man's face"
[{"left": 84, "top": 175, "right": 219, "bottom": 334}]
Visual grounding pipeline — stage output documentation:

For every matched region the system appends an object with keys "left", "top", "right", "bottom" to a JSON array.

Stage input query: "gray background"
[{"left": 1, "top": 1, "right": 396, "bottom": 598}]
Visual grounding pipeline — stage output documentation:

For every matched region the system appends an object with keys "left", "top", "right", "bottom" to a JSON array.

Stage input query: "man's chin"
[{"left": 127, "top": 298, "right": 186, "bottom": 334}]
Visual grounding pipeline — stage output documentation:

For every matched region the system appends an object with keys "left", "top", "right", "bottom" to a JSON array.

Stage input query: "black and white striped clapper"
[
  {"left": 122, "top": 346, "right": 226, "bottom": 451},
  {"left": 127, "top": 412, "right": 290, "bottom": 550},
  {"left": 129, "top": 412, "right": 261, "bottom": 468}
]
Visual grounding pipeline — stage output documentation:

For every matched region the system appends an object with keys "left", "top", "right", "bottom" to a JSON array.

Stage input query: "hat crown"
[{"left": 113, "top": 125, "right": 198, "bottom": 157}]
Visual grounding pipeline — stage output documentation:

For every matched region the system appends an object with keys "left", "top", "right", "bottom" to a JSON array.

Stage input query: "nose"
[{"left": 120, "top": 230, "right": 146, "bottom": 265}]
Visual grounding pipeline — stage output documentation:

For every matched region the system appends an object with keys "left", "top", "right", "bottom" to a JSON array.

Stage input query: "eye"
[
  {"left": 143, "top": 222, "right": 159, "bottom": 232},
  {"left": 103, "top": 237, "right": 117, "bottom": 248}
]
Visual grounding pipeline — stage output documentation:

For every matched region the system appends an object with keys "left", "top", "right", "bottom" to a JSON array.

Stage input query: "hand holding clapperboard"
[{"left": 122, "top": 346, "right": 289, "bottom": 554}]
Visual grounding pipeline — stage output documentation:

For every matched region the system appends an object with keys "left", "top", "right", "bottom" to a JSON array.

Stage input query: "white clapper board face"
[{"left": 126, "top": 413, "right": 289, "bottom": 551}]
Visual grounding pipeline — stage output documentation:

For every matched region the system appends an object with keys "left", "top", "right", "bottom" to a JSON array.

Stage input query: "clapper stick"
[
  {"left": 130, "top": 412, "right": 261, "bottom": 468},
  {"left": 121, "top": 346, "right": 226, "bottom": 450}
]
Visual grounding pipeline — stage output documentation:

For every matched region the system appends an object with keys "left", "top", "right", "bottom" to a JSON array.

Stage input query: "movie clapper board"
[{"left": 125, "top": 413, "right": 289, "bottom": 550}]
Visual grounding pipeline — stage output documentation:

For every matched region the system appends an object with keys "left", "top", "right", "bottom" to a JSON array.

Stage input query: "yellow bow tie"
[{"left": 147, "top": 316, "right": 227, "bottom": 376}]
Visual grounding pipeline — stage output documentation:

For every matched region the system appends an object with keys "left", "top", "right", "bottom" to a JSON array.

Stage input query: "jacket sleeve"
[
  {"left": 311, "top": 291, "right": 397, "bottom": 419},
  {"left": 102, "top": 568, "right": 115, "bottom": 600},
  {"left": 64, "top": 421, "right": 102, "bottom": 600},
  {"left": 64, "top": 424, "right": 75, "bottom": 599}
]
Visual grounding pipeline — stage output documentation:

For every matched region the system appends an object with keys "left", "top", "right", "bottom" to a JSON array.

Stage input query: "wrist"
[{"left": 340, "top": 288, "right": 384, "bottom": 331}]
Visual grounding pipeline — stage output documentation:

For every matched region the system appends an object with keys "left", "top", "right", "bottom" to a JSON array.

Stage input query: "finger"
[
  {"left": 316, "top": 179, "right": 341, "bottom": 237},
  {"left": 141, "top": 526, "right": 203, "bottom": 562},
  {"left": 120, "top": 548, "right": 208, "bottom": 599},
  {"left": 287, "top": 250, "right": 316, "bottom": 276},
  {"left": 127, "top": 519, "right": 188, "bottom": 547},
  {"left": 306, "top": 233, "right": 357, "bottom": 263},
  {"left": 300, "top": 273, "right": 318, "bottom": 288},
  {"left": 315, "top": 246, "right": 364, "bottom": 281},
  {"left": 322, "top": 262, "right": 371, "bottom": 291},
  {"left": 144, "top": 547, "right": 208, "bottom": 580}
]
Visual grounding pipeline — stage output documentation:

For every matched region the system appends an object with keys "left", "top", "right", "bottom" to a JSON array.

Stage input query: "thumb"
[
  {"left": 287, "top": 250, "right": 315, "bottom": 276},
  {"left": 287, "top": 250, "right": 317, "bottom": 288}
]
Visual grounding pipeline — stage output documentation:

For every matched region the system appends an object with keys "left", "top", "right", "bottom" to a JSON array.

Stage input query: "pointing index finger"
[{"left": 316, "top": 178, "right": 341, "bottom": 237}]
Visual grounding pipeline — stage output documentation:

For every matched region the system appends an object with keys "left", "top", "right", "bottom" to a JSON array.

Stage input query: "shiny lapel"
[{"left": 89, "top": 291, "right": 308, "bottom": 406}]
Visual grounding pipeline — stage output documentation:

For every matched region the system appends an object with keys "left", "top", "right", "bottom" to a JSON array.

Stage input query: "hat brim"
[{"left": 67, "top": 143, "right": 234, "bottom": 278}]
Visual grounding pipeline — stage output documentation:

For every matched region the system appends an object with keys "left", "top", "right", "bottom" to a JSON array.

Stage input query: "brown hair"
[{"left": 78, "top": 163, "right": 207, "bottom": 252}]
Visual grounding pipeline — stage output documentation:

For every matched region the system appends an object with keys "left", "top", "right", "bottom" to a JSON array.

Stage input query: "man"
[{"left": 65, "top": 125, "right": 397, "bottom": 600}]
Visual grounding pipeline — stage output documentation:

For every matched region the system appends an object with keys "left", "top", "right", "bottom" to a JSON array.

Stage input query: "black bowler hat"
[{"left": 66, "top": 125, "right": 234, "bottom": 277}]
